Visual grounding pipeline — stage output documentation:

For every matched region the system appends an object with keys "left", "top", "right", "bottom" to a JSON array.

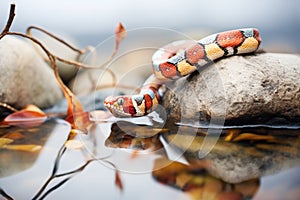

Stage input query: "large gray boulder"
[
  {"left": 0, "top": 36, "right": 63, "bottom": 110},
  {"left": 162, "top": 53, "right": 300, "bottom": 126}
]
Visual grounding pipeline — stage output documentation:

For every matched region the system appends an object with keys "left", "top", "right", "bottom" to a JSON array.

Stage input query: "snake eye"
[{"left": 117, "top": 98, "right": 124, "bottom": 105}]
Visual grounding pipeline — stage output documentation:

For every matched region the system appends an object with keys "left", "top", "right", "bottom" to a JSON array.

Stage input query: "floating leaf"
[
  {"left": 232, "top": 133, "right": 277, "bottom": 142},
  {"left": 115, "top": 170, "right": 124, "bottom": 192},
  {"left": 3, "top": 131, "right": 25, "bottom": 140},
  {"left": 24, "top": 104, "right": 44, "bottom": 113},
  {"left": 176, "top": 173, "right": 194, "bottom": 189},
  {"left": 0, "top": 138, "right": 13, "bottom": 147},
  {"left": 3, "top": 144, "right": 42, "bottom": 152},
  {"left": 2, "top": 104, "right": 47, "bottom": 127},
  {"left": 224, "top": 129, "right": 240, "bottom": 142}
]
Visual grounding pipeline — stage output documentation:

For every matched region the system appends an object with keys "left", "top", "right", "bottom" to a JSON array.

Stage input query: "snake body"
[{"left": 104, "top": 28, "right": 261, "bottom": 117}]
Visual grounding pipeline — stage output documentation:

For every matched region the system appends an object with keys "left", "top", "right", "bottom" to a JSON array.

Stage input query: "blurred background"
[
  {"left": 0, "top": 2, "right": 300, "bottom": 199},
  {"left": 1, "top": 0, "right": 299, "bottom": 53}
]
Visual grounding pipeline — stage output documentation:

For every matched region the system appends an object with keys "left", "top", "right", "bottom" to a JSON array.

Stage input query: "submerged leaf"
[
  {"left": 3, "top": 144, "right": 42, "bottom": 152},
  {"left": 2, "top": 104, "right": 47, "bottom": 127},
  {"left": 3, "top": 131, "right": 25, "bottom": 140},
  {"left": 0, "top": 138, "right": 13, "bottom": 147},
  {"left": 232, "top": 133, "right": 277, "bottom": 142},
  {"left": 224, "top": 129, "right": 240, "bottom": 142}
]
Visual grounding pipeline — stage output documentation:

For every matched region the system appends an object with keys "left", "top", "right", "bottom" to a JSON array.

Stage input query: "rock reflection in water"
[
  {"left": 105, "top": 121, "right": 164, "bottom": 151},
  {"left": 106, "top": 120, "right": 300, "bottom": 199},
  {"left": 1, "top": 118, "right": 299, "bottom": 199},
  {"left": 162, "top": 126, "right": 300, "bottom": 183},
  {"left": 153, "top": 157, "right": 259, "bottom": 200}
]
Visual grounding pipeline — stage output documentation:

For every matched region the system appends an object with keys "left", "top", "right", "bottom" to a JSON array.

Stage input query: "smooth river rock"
[
  {"left": 0, "top": 36, "right": 63, "bottom": 110},
  {"left": 162, "top": 53, "right": 300, "bottom": 126}
]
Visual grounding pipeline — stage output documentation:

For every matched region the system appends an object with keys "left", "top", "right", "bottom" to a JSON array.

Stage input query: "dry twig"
[
  {"left": 0, "top": 4, "right": 15, "bottom": 39},
  {"left": 0, "top": 102, "right": 18, "bottom": 112},
  {"left": 0, "top": 4, "right": 136, "bottom": 129}
]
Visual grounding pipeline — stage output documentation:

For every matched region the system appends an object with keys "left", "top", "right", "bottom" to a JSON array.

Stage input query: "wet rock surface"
[
  {"left": 0, "top": 36, "right": 63, "bottom": 110},
  {"left": 162, "top": 53, "right": 300, "bottom": 126}
]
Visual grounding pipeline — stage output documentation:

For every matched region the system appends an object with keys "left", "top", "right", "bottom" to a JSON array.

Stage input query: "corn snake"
[{"left": 104, "top": 28, "right": 261, "bottom": 117}]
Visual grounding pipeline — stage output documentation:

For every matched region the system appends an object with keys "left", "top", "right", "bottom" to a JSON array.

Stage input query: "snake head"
[{"left": 104, "top": 95, "right": 138, "bottom": 117}]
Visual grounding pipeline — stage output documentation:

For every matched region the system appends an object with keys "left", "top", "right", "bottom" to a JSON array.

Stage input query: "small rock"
[
  {"left": 0, "top": 36, "right": 63, "bottom": 110},
  {"left": 162, "top": 53, "right": 300, "bottom": 126}
]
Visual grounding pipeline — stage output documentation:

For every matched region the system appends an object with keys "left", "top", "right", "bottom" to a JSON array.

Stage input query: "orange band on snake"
[{"left": 104, "top": 28, "right": 261, "bottom": 117}]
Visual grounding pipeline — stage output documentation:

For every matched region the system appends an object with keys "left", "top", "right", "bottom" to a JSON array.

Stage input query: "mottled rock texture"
[{"left": 162, "top": 53, "right": 300, "bottom": 126}]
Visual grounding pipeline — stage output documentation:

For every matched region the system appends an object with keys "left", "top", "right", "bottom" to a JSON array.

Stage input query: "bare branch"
[
  {"left": 0, "top": 4, "right": 126, "bottom": 130},
  {"left": 26, "top": 26, "right": 84, "bottom": 55},
  {"left": 0, "top": 4, "right": 15, "bottom": 39},
  {"left": 0, "top": 102, "right": 18, "bottom": 112}
]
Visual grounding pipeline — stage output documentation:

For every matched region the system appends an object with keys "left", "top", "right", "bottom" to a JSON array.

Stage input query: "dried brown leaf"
[
  {"left": 0, "top": 138, "right": 13, "bottom": 147},
  {"left": 66, "top": 111, "right": 91, "bottom": 133},
  {"left": 2, "top": 104, "right": 47, "bottom": 127},
  {"left": 3, "top": 144, "right": 42, "bottom": 152},
  {"left": 115, "top": 22, "right": 126, "bottom": 45},
  {"left": 232, "top": 133, "right": 277, "bottom": 142},
  {"left": 3, "top": 131, "right": 25, "bottom": 140},
  {"left": 224, "top": 129, "right": 241, "bottom": 142}
]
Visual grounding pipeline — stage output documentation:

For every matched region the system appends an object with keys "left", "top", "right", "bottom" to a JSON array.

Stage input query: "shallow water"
[{"left": 0, "top": 118, "right": 300, "bottom": 200}]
